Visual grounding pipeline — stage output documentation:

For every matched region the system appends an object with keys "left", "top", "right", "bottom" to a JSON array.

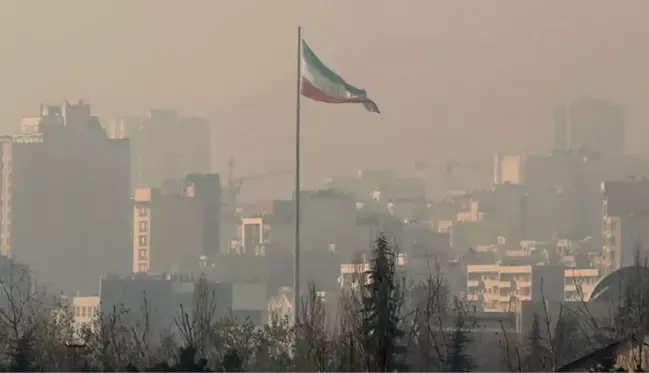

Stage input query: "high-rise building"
[
  {"left": 553, "top": 104, "right": 568, "bottom": 153},
  {"left": 133, "top": 174, "right": 221, "bottom": 274},
  {"left": 0, "top": 101, "right": 131, "bottom": 294},
  {"left": 0, "top": 137, "right": 13, "bottom": 256},
  {"left": 554, "top": 98, "right": 625, "bottom": 156},
  {"left": 108, "top": 110, "right": 211, "bottom": 189}
]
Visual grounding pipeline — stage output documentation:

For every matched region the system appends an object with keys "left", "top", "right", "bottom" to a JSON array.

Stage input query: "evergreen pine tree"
[
  {"left": 362, "top": 233, "right": 406, "bottom": 372},
  {"left": 447, "top": 308, "right": 473, "bottom": 372}
]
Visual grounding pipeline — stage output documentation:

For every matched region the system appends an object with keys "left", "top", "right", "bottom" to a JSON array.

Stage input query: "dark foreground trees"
[
  {"left": 0, "top": 234, "right": 483, "bottom": 372},
  {"left": 362, "top": 233, "right": 407, "bottom": 372}
]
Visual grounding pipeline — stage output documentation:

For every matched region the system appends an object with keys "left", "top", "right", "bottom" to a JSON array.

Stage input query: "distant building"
[
  {"left": 326, "top": 169, "right": 427, "bottom": 221},
  {"left": 4, "top": 101, "right": 130, "bottom": 294},
  {"left": 133, "top": 174, "right": 221, "bottom": 274},
  {"left": 232, "top": 200, "right": 293, "bottom": 257},
  {"left": 108, "top": 110, "right": 211, "bottom": 189},
  {"left": 232, "top": 190, "right": 358, "bottom": 259},
  {"left": 465, "top": 264, "right": 590, "bottom": 312},
  {"left": 0, "top": 137, "right": 12, "bottom": 256},
  {"left": 99, "top": 273, "right": 267, "bottom": 329},
  {"left": 337, "top": 253, "right": 408, "bottom": 289},
  {"left": 601, "top": 179, "right": 649, "bottom": 273},
  {"left": 72, "top": 296, "right": 99, "bottom": 331},
  {"left": 556, "top": 98, "right": 625, "bottom": 157},
  {"left": 494, "top": 150, "right": 649, "bottom": 243}
]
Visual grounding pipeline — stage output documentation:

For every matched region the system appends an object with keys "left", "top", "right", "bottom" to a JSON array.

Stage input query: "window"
[
  {"left": 138, "top": 220, "right": 148, "bottom": 233},
  {"left": 138, "top": 207, "right": 148, "bottom": 217},
  {"left": 138, "top": 249, "right": 148, "bottom": 260},
  {"left": 81, "top": 307, "right": 87, "bottom": 317},
  {"left": 138, "top": 263, "right": 148, "bottom": 272},
  {"left": 138, "top": 235, "right": 147, "bottom": 247},
  {"left": 76, "top": 306, "right": 80, "bottom": 316}
]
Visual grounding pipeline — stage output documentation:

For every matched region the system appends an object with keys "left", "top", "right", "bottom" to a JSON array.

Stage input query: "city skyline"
[
  {"left": 3, "top": 1, "right": 649, "bottom": 200},
  {"left": 2, "top": 3, "right": 649, "bottom": 369}
]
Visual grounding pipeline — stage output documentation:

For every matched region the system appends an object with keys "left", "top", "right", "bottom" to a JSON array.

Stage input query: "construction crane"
[{"left": 225, "top": 157, "right": 293, "bottom": 207}]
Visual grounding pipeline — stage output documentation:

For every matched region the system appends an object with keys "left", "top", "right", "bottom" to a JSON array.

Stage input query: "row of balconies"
[{"left": 467, "top": 278, "right": 532, "bottom": 289}]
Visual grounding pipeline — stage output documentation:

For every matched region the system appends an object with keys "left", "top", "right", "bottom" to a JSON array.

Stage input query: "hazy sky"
[{"left": 2, "top": 1, "right": 649, "bottom": 199}]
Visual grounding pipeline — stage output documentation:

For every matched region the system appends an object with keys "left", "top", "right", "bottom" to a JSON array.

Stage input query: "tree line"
[{"left": 0, "top": 234, "right": 646, "bottom": 371}]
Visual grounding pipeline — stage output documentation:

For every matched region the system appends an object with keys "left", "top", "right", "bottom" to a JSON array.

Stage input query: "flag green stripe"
[{"left": 302, "top": 40, "right": 368, "bottom": 99}]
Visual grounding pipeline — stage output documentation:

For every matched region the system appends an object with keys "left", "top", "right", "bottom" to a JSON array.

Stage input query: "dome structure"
[{"left": 589, "top": 266, "right": 649, "bottom": 302}]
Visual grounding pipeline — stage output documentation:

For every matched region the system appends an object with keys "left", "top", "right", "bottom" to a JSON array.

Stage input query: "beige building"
[
  {"left": 0, "top": 137, "right": 12, "bottom": 256},
  {"left": 72, "top": 296, "right": 100, "bottom": 330},
  {"left": 467, "top": 264, "right": 597, "bottom": 312},
  {"left": 133, "top": 174, "right": 221, "bottom": 273},
  {"left": 337, "top": 254, "right": 408, "bottom": 289}
]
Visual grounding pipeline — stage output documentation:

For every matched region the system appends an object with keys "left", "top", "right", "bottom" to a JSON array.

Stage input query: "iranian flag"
[{"left": 301, "top": 40, "right": 380, "bottom": 114}]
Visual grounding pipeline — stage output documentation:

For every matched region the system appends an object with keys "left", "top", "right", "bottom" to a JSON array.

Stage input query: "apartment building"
[
  {"left": 337, "top": 253, "right": 408, "bottom": 289},
  {"left": 466, "top": 264, "right": 595, "bottom": 312},
  {"left": 564, "top": 268, "right": 599, "bottom": 301},
  {"left": 5, "top": 101, "right": 130, "bottom": 294},
  {"left": 232, "top": 190, "right": 358, "bottom": 258},
  {"left": 601, "top": 180, "right": 649, "bottom": 274},
  {"left": 133, "top": 174, "right": 221, "bottom": 273},
  {"left": 72, "top": 296, "right": 100, "bottom": 330}
]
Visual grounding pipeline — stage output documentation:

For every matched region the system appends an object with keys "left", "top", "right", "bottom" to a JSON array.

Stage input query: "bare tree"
[
  {"left": 406, "top": 259, "right": 451, "bottom": 371},
  {"left": 174, "top": 278, "right": 217, "bottom": 352},
  {"left": 0, "top": 260, "right": 51, "bottom": 371},
  {"left": 295, "top": 283, "right": 329, "bottom": 371},
  {"left": 82, "top": 304, "right": 136, "bottom": 371}
]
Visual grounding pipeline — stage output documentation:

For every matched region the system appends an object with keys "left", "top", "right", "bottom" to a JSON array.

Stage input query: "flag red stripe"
[{"left": 301, "top": 77, "right": 369, "bottom": 104}]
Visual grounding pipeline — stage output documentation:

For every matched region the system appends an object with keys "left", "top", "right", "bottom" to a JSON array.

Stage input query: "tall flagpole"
[{"left": 293, "top": 25, "right": 302, "bottom": 325}]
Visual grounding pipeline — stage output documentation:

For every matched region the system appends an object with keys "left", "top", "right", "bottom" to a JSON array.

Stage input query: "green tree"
[{"left": 362, "top": 233, "right": 406, "bottom": 372}]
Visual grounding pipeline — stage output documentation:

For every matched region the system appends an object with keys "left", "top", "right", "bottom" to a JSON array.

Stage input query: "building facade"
[
  {"left": 466, "top": 264, "right": 595, "bottom": 312},
  {"left": 72, "top": 296, "right": 100, "bottom": 331},
  {"left": 133, "top": 174, "right": 221, "bottom": 273},
  {"left": 100, "top": 273, "right": 267, "bottom": 330},
  {"left": 5, "top": 101, "right": 131, "bottom": 295},
  {"left": 558, "top": 98, "right": 625, "bottom": 157},
  {"left": 601, "top": 180, "right": 649, "bottom": 274},
  {"left": 0, "top": 137, "right": 12, "bottom": 256},
  {"left": 108, "top": 110, "right": 211, "bottom": 189}
]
